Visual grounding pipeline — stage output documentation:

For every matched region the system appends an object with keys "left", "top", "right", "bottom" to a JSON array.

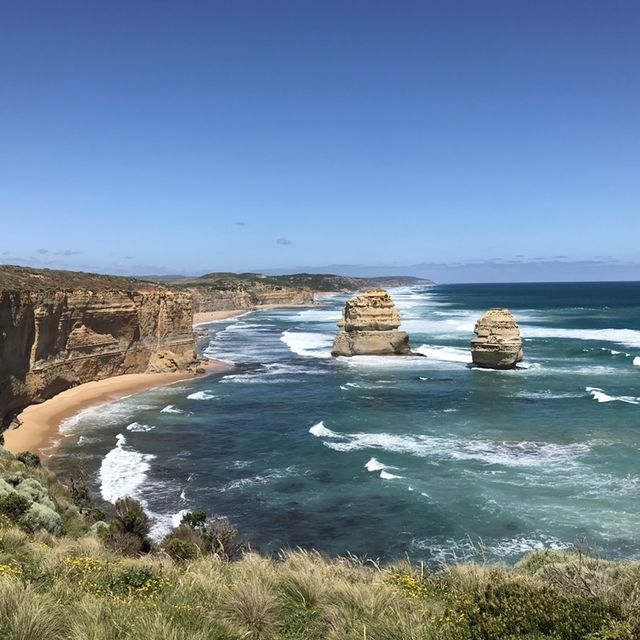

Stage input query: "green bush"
[
  {"left": 20, "top": 502, "right": 63, "bottom": 536},
  {"left": 112, "top": 497, "right": 150, "bottom": 538},
  {"left": 15, "top": 451, "right": 41, "bottom": 468},
  {"left": 451, "top": 575, "right": 622, "bottom": 639},
  {"left": 0, "top": 492, "right": 31, "bottom": 521},
  {"left": 163, "top": 537, "right": 200, "bottom": 562},
  {"left": 171, "top": 511, "right": 243, "bottom": 560}
]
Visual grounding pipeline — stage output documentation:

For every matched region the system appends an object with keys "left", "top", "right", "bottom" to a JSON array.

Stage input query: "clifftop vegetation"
[
  {"left": 0, "top": 442, "right": 638, "bottom": 640},
  {"left": 0, "top": 265, "right": 160, "bottom": 292},
  {"left": 169, "top": 272, "right": 433, "bottom": 293}
]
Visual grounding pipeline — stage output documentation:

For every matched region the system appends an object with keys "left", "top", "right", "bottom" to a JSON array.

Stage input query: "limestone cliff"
[
  {"left": 331, "top": 289, "right": 411, "bottom": 357},
  {"left": 470, "top": 308, "right": 523, "bottom": 369},
  {"left": 187, "top": 283, "right": 314, "bottom": 313},
  {"left": 0, "top": 271, "right": 197, "bottom": 426}
]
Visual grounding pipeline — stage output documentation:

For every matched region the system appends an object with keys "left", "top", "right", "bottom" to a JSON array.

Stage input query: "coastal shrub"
[
  {"left": 14, "top": 477, "right": 55, "bottom": 510},
  {"left": 0, "top": 492, "right": 30, "bottom": 522},
  {"left": 164, "top": 537, "right": 201, "bottom": 562},
  {"left": 101, "top": 497, "right": 152, "bottom": 555},
  {"left": 15, "top": 451, "right": 41, "bottom": 468},
  {"left": 20, "top": 502, "right": 63, "bottom": 536},
  {"left": 173, "top": 511, "right": 243, "bottom": 559},
  {"left": 67, "top": 472, "right": 105, "bottom": 523},
  {"left": 112, "top": 497, "right": 151, "bottom": 538},
  {"left": 448, "top": 574, "right": 621, "bottom": 639}
]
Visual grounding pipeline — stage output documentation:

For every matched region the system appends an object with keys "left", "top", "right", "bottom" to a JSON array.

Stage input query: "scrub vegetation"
[{"left": 0, "top": 444, "right": 638, "bottom": 640}]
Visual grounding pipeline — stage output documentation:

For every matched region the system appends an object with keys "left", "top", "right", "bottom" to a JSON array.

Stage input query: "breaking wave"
[{"left": 99, "top": 434, "right": 155, "bottom": 503}]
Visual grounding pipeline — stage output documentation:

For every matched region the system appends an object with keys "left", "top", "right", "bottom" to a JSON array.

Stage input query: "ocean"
[{"left": 49, "top": 282, "right": 640, "bottom": 563}]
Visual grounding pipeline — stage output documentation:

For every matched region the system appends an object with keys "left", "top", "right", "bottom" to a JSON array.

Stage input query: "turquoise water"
[{"left": 50, "top": 282, "right": 640, "bottom": 563}]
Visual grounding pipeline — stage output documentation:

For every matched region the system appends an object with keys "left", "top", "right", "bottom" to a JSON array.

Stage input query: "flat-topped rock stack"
[
  {"left": 470, "top": 308, "right": 523, "bottom": 369},
  {"left": 331, "top": 288, "right": 411, "bottom": 357}
]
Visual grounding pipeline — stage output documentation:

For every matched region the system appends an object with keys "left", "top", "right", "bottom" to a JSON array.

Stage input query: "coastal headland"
[{"left": 0, "top": 265, "right": 429, "bottom": 455}]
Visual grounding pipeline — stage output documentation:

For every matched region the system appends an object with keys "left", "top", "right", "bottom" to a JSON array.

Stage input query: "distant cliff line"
[{"left": 0, "top": 265, "right": 431, "bottom": 427}]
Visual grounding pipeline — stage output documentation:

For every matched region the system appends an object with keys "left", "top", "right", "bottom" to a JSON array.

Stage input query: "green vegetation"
[
  {"left": 0, "top": 444, "right": 638, "bottom": 639},
  {"left": 171, "top": 272, "right": 433, "bottom": 293},
  {"left": 0, "top": 265, "right": 159, "bottom": 291}
]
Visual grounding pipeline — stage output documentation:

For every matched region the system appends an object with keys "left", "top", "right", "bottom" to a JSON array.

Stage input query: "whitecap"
[
  {"left": 280, "top": 330, "right": 333, "bottom": 358},
  {"left": 187, "top": 391, "right": 216, "bottom": 400},
  {"left": 126, "top": 422, "right": 155, "bottom": 433},
  {"left": 218, "top": 466, "right": 299, "bottom": 492},
  {"left": 365, "top": 457, "right": 385, "bottom": 471},
  {"left": 380, "top": 470, "right": 403, "bottom": 480},
  {"left": 160, "top": 405, "right": 183, "bottom": 414},
  {"left": 520, "top": 325, "right": 640, "bottom": 349},
  {"left": 322, "top": 428, "right": 589, "bottom": 468},
  {"left": 414, "top": 344, "right": 472, "bottom": 364},
  {"left": 586, "top": 387, "right": 640, "bottom": 405},
  {"left": 634, "top": 357, "right": 640, "bottom": 366},
  {"left": 309, "top": 421, "right": 344, "bottom": 439},
  {"left": 99, "top": 434, "right": 155, "bottom": 503}
]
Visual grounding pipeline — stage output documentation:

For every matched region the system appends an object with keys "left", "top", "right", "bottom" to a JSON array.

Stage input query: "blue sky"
[{"left": 1, "top": 1, "right": 639, "bottom": 282}]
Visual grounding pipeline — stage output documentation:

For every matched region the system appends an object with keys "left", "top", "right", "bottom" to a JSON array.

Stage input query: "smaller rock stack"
[
  {"left": 470, "top": 308, "right": 523, "bottom": 369},
  {"left": 331, "top": 288, "right": 411, "bottom": 357}
]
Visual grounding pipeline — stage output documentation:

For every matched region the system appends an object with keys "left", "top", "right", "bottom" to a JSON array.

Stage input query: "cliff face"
[
  {"left": 331, "top": 289, "right": 411, "bottom": 357},
  {"left": 187, "top": 284, "right": 314, "bottom": 313},
  {"left": 0, "top": 288, "right": 197, "bottom": 425}
]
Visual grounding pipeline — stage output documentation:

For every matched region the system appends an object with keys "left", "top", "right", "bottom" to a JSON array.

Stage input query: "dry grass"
[{"left": 0, "top": 523, "right": 638, "bottom": 639}]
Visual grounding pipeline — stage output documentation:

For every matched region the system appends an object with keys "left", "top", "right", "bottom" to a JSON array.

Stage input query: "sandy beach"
[{"left": 4, "top": 359, "right": 232, "bottom": 457}]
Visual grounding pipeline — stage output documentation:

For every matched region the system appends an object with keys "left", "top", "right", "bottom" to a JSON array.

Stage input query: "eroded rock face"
[
  {"left": 331, "top": 289, "right": 410, "bottom": 357},
  {"left": 470, "top": 308, "right": 523, "bottom": 369},
  {"left": 0, "top": 289, "right": 197, "bottom": 425}
]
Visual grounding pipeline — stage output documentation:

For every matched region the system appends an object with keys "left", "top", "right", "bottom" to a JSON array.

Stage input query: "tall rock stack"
[
  {"left": 470, "top": 308, "right": 523, "bottom": 369},
  {"left": 331, "top": 289, "right": 411, "bottom": 357}
]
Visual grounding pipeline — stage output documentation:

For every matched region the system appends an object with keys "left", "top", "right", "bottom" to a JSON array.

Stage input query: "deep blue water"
[{"left": 50, "top": 282, "right": 640, "bottom": 563}]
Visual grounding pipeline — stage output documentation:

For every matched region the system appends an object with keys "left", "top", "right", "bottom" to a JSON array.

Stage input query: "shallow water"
[{"left": 50, "top": 282, "right": 640, "bottom": 563}]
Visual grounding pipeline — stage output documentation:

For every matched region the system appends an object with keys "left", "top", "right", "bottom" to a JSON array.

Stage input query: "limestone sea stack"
[
  {"left": 331, "top": 288, "right": 411, "bottom": 357},
  {"left": 470, "top": 308, "right": 523, "bottom": 369}
]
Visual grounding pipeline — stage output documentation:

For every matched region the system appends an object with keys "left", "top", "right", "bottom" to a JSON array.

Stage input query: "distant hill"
[{"left": 166, "top": 272, "right": 433, "bottom": 293}]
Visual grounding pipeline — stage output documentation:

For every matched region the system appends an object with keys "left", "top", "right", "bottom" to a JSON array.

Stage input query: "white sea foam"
[
  {"left": 315, "top": 426, "right": 589, "bottom": 468},
  {"left": 365, "top": 457, "right": 385, "bottom": 471},
  {"left": 415, "top": 344, "right": 473, "bottom": 363},
  {"left": 586, "top": 387, "right": 640, "bottom": 405},
  {"left": 414, "top": 535, "right": 571, "bottom": 562},
  {"left": 380, "top": 470, "right": 403, "bottom": 480},
  {"left": 280, "top": 330, "right": 333, "bottom": 358},
  {"left": 309, "top": 421, "right": 344, "bottom": 438},
  {"left": 60, "top": 401, "right": 132, "bottom": 434},
  {"left": 187, "top": 391, "right": 216, "bottom": 400},
  {"left": 148, "top": 508, "right": 191, "bottom": 541},
  {"left": 126, "top": 422, "right": 155, "bottom": 432},
  {"left": 634, "top": 357, "right": 640, "bottom": 366},
  {"left": 220, "top": 363, "right": 320, "bottom": 385},
  {"left": 219, "top": 467, "right": 299, "bottom": 492},
  {"left": 160, "top": 404, "right": 183, "bottom": 414},
  {"left": 294, "top": 308, "right": 341, "bottom": 322},
  {"left": 521, "top": 325, "right": 640, "bottom": 349},
  {"left": 99, "top": 434, "right": 155, "bottom": 503},
  {"left": 514, "top": 391, "right": 583, "bottom": 400}
]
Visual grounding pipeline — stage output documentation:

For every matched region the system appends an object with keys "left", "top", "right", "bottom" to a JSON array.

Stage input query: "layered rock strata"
[
  {"left": 470, "top": 308, "right": 523, "bottom": 369},
  {"left": 187, "top": 283, "right": 313, "bottom": 313},
  {"left": 331, "top": 289, "right": 411, "bottom": 357},
  {"left": 0, "top": 288, "right": 197, "bottom": 426}
]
